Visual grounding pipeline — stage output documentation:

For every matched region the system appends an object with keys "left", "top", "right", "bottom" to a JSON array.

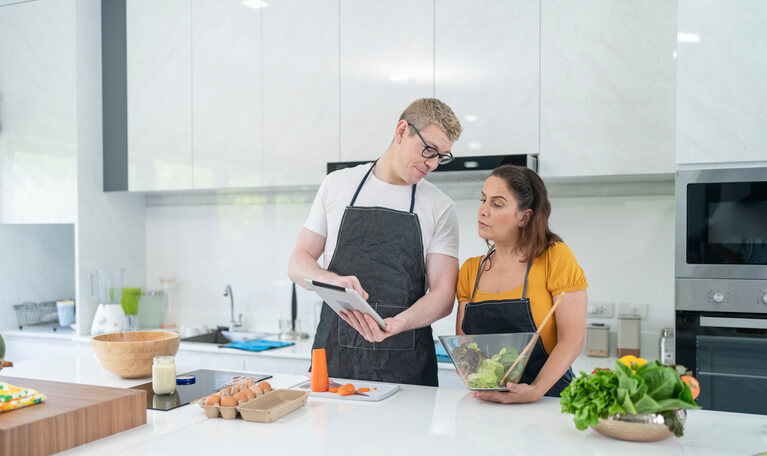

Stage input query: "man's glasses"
[{"left": 409, "top": 124, "right": 454, "bottom": 165}]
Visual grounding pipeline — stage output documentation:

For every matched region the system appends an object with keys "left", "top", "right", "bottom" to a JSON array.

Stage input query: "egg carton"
[{"left": 199, "top": 388, "right": 309, "bottom": 423}]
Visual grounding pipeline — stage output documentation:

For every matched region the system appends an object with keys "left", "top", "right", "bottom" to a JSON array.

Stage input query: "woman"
[{"left": 456, "top": 165, "right": 588, "bottom": 404}]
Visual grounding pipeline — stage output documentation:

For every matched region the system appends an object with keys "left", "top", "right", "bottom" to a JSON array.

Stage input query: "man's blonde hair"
[{"left": 399, "top": 98, "right": 462, "bottom": 142}]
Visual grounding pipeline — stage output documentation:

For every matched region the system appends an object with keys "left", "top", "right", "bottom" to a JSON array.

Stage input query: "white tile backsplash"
[{"left": 145, "top": 188, "right": 675, "bottom": 339}]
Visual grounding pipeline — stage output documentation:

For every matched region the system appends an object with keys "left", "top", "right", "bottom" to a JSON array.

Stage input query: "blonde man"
[{"left": 288, "top": 98, "right": 462, "bottom": 386}]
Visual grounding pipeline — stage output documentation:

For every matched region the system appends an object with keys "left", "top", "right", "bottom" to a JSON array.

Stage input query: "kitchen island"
[{"left": 3, "top": 355, "right": 763, "bottom": 456}]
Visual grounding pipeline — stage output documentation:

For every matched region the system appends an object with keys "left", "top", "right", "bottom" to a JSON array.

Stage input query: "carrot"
[
  {"left": 328, "top": 387, "right": 339, "bottom": 393},
  {"left": 358, "top": 387, "right": 370, "bottom": 393},
  {"left": 337, "top": 383, "right": 355, "bottom": 396},
  {"left": 310, "top": 349, "right": 329, "bottom": 392},
  {"left": 373, "top": 387, "right": 377, "bottom": 391}
]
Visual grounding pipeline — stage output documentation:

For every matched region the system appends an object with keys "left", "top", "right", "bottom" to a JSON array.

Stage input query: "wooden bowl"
[
  {"left": 91, "top": 331, "right": 180, "bottom": 378},
  {"left": 591, "top": 410, "right": 686, "bottom": 442}
]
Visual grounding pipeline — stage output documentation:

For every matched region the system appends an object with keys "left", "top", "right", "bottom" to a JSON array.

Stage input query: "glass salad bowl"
[{"left": 438, "top": 333, "right": 536, "bottom": 391}]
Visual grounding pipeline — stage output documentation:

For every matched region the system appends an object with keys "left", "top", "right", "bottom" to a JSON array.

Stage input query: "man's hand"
[
  {"left": 324, "top": 275, "right": 369, "bottom": 301},
  {"left": 472, "top": 382, "right": 544, "bottom": 404},
  {"left": 338, "top": 311, "right": 406, "bottom": 342}
]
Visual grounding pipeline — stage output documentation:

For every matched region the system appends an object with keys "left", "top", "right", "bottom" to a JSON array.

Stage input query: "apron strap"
[
  {"left": 520, "top": 261, "right": 532, "bottom": 299},
  {"left": 349, "top": 160, "right": 417, "bottom": 213},
  {"left": 350, "top": 162, "right": 377, "bottom": 207},
  {"left": 467, "top": 247, "right": 532, "bottom": 303}
]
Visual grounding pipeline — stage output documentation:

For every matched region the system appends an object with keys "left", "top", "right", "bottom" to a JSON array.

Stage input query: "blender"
[{"left": 90, "top": 269, "right": 127, "bottom": 335}]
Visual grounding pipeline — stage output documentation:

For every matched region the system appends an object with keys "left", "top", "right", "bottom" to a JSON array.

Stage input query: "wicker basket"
[{"left": 13, "top": 301, "right": 59, "bottom": 327}]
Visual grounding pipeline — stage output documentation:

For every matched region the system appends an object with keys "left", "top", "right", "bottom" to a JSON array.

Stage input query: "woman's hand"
[{"left": 473, "top": 382, "right": 544, "bottom": 404}]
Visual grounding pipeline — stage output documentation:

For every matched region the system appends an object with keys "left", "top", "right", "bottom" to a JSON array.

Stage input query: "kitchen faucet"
[{"left": 223, "top": 284, "right": 243, "bottom": 332}]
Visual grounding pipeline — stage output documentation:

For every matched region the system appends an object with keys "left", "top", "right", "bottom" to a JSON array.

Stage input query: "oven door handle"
[{"left": 699, "top": 316, "right": 767, "bottom": 330}]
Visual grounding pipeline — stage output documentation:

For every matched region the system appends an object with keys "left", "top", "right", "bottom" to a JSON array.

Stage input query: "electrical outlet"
[
  {"left": 618, "top": 302, "right": 649, "bottom": 320},
  {"left": 587, "top": 302, "right": 614, "bottom": 318}
]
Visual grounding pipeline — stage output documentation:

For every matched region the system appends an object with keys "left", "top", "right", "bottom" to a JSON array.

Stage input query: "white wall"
[
  {"left": 0, "top": 224, "right": 75, "bottom": 330},
  {"left": 144, "top": 188, "right": 675, "bottom": 338},
  {"left": 74, "top": 0, "right": 146, "bottom": 335}
]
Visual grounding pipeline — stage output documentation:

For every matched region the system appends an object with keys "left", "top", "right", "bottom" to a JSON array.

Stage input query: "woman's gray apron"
[
  {"left": 461, "top": 248, "right": 573, "bottom": 396},
  {"left": 311, "top": 162, "right": 438, "bottom": 386}
]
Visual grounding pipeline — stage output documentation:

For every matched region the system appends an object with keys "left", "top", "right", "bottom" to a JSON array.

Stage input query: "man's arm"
[
  {"left": 342, "top": 252, "right": 458, "bottom": 341},
  {"left": 287, "top": 228, "right": 369, "bottom": 299}
]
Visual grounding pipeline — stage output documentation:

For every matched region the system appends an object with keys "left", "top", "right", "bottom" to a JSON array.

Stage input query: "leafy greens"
[{"left": 560, "top": 360, "right": 700, "bottom": 437}]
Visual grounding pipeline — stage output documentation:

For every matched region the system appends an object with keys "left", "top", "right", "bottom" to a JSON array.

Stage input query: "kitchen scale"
[{"left": 130, "top": 369, "right": 271, "bottom": 411}]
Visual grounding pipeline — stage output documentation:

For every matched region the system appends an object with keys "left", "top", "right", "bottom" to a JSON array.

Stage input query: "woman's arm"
[
  {"left": 455, "top": 301, "right": 467, "bottom": 335},
  {"left": 474, "top": 290, "right": 587, "bottom": 404}
]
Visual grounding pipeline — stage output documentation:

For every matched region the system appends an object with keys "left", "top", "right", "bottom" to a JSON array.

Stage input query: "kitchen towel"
[
  {"left": 222, "top": 340, "right": 294, "bottom": 352},
  {"left": 0, "top": 381, "right": 47, "bottom": 413},
  {"left": 435, "top": 342, "right": 451, "bottom": 363}
]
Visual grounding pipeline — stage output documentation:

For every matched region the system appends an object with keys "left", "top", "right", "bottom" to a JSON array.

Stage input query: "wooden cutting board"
[{"left": 0, "top": 376, "right": 146, "bottom": 456}]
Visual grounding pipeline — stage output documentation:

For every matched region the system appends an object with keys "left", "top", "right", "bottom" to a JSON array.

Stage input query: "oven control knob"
[
  {"left": 712, "top": 291, "right": 725, "bottom": 303},
  {"left": 762, "top": 293, "right": 767, "bottom": 305}
]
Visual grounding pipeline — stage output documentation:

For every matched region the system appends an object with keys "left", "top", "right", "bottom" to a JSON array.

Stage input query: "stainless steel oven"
[{"left": 675, "top": 166, "right": 767, "bottom": 414}]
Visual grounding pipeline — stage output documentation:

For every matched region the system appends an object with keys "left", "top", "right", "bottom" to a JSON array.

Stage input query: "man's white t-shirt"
[{"left": 304, "top": 163, "right": 460, "bottom": 268}]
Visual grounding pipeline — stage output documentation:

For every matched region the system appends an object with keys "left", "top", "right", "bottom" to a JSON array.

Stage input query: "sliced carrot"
[
  {"left": 337, "top": 383, "right": 355, "bottom": 396},
  {"left": 373, "top": 387, "right": 377, "bottom": 391},
  {"left": 328, "top": 387, "right": 339, "bottom": 393},
  {"left": 358, "top": 387, "right": 370, "bottom": 393}
]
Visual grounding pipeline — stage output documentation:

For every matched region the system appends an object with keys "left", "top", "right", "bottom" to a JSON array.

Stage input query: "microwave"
[{"left": 675, "top": 167, "right": 767, "bottom": 281}]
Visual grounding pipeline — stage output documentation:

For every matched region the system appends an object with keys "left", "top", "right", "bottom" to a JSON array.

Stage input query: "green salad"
[
  {"left": 452, "top": 342, "right": 526, "bottom": 389},
  {"left": 559, "top": 360, "right": 700, "bottom": 437}
]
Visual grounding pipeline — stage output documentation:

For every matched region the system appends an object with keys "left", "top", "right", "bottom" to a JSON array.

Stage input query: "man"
[{"left": 288, "top": 98, "right": 462, "bottom": 386}]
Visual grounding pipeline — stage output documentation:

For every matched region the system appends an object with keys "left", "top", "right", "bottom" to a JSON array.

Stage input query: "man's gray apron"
[
  {"left": 461, "top": 248, "right": 573, "bottom": 396},
  {"left": 311, "top": 162, "right": 438, "bottom": 386}
]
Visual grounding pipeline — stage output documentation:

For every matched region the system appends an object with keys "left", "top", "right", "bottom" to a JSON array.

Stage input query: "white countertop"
[{"left": 2, "top": 355, "right": 764, "bottom": 456}]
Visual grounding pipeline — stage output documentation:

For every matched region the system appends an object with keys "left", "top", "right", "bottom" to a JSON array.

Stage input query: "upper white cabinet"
[
  {"left": 127, "top": 0, "right": 193, "bottom": 191},
  {"left": 676, "top": 0, "right": 767, "bottom": 165},
  {"left": 339, "top": 0, "right": 434, "bottom": 162},
  {"left": 435, "top": 0, "right": 539, "bottom": 158},
  {"left": 0, "top": 0, "right": 77, "bottom": 223},
  {"left": 192, "top": 0, "right": 262, "bottom": 189},
  {"left": 539, "top": 0, "right": 677, "bottom": 177},
  {"left": 262, "top": 0, "right": 339, "bottom": 186}
]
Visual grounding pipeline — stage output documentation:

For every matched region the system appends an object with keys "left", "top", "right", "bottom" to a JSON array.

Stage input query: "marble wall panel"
[{"left": 677, "top": 0, "right": 767, "bottom": 165}]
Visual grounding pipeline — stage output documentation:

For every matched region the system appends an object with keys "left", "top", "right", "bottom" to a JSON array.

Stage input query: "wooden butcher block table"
[{"left": 0, "top": 376, "right": 146, "bottom": 456}]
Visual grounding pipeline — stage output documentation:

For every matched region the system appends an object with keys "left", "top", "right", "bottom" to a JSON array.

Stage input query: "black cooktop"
[{"left": 130, "top": 369, "right": 271, "bottom": 411}]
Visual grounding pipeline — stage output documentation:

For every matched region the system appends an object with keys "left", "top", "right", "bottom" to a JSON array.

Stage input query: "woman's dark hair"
[{"left": 487, "top": 165, "right": 561, "bottom": 263}]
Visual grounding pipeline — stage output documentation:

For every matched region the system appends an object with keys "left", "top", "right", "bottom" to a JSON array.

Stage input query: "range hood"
[{"left": 327, "top": 154, "right": 538, "bottom": 176}]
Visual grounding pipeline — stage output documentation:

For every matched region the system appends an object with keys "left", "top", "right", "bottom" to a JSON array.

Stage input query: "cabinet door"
[
  {"left": 339, "top": 0, "right": 434, "bottom": 162},
  {"left": 435, "top": 0, "right": 539, "bottom": 158},
  {"left": 262, "top": 0, "right": 339, "bottom": 186},
  {"left": 127, "top": 0, "right": 193, "bottom": 191},
  {"left": 191, "top": 0, "right": 262, "bottom": 189},
  {"left": 676, "top": 0, "right": 767, "bottom": 165},
  {"left": 539, "top": 0, "right": 676, "bottom": 177},
  {"left": 0, "top": 0, "right": 76, "bottom": 223}
]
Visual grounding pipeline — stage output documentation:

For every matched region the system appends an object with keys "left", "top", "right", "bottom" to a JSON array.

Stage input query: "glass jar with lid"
[{"left": 152, "top": 355, "right": 176, "bottom": 395}]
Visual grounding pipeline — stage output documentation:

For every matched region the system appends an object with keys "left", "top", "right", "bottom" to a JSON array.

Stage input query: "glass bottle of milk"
[{"left": 152, "top": 356, "right": 176, "bottom": 395}]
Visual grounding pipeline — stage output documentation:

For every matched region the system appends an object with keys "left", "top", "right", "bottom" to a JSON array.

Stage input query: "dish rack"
[{"left": 13, "top": 301, "right": 59, "bottom": 328}]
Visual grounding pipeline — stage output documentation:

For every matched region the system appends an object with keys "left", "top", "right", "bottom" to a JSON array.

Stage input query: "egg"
[
  {"left": 205, "top": 394, "right": 220, "bottom": 406},
  {"left": 233, "top": 391, "right": 248, "bottom": 404},
  {"left": 250, "top": 385, "right": 263, "bottom": 396},
  {"left": 242, "top": 388, "right": 255, "bottom": 399},
  {"left": 220, "top": 395, "right": 237, "bottom": 407},
  {"left": 258, "top": 381, "right": 272, "bottom": 393}
]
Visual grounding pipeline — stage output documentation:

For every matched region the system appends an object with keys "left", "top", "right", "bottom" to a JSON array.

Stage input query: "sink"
[{"left": 180, "top": 329, "right": 271, "bottom": 345}]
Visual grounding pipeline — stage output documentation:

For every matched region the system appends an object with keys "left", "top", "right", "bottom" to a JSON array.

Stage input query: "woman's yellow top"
[{"left": 457, "top": 242, "right": 588, "bottom": 354}]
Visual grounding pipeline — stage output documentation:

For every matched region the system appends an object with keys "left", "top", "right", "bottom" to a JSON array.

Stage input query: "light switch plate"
[
  {"left": 587, "top": 302, "right": 614, "bottom": 318},
  {"left": 618, "top": 302, "right": 649, "bottom": 320}
]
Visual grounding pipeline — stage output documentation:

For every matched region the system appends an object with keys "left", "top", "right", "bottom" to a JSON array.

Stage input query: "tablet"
[{"left": 304, "top": 279, "right": 386, "bottom": 330}]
